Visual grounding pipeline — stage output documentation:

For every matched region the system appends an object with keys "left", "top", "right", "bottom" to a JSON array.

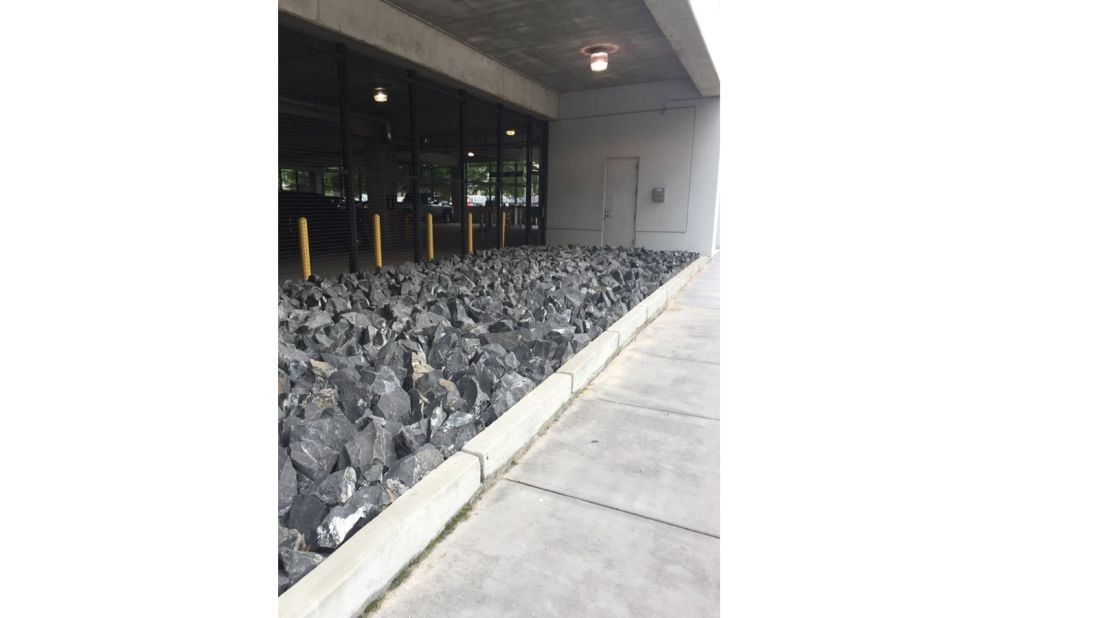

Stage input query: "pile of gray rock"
[{"left": 277, "top": 245, "right": 696, "bottom": 593}]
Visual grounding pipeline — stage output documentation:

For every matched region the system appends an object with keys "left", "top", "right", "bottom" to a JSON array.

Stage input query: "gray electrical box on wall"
[{"left": 651, "top": 187, "right": 665, "bottom": 202}]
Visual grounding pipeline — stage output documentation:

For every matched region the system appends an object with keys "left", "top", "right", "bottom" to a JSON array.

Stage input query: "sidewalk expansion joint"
[
  {"left": 502, "top": 477, "right": 720, "bottom": 540},
  {"left": 626, "top": 350, "right": 720, "bottom": 366},
  {"left": 668, "top": 299, "right": 720, "bottom": 307},
  {"left": 580, "top": 396, "right": 720, "bottom": 422}
]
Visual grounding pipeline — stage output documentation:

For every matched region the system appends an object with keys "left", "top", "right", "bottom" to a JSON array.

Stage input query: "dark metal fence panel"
[
  {"left": 279, "top": 30, "right": 346, "bottom": 282},
  {"left": 458, "top": 91, "right": 468, "bottom": 257},
  {"left": 525, "top": 114, "right": 534, "bottom": 245},
  {"left": 464, "top": 98, "right": 498, "bottom": 253},
  {"left": 540, "top": 120, "right": 548, "bottom": 245},
  {"left": 499, "top": 106, "right": 535, "bottom": 248},
  {"left": 279, "top": 25, "right": 546, "bottom": 281}
]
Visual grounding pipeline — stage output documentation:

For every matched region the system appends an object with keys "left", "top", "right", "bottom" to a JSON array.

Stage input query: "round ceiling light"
[
  {"left": 590, "top": 51, "right": 608, "bottom": 71},
  {"left": 373, "top": 87, "right": 388, "bottom": 103},
  {"left": 467, "top": 151, "right": 475, "bottom": 157},
  {"left": 581, "top": 44, "right": 618, "bottom": 72},
  {"left": 505, "top": 128, "right": 517, "bottom": 136}
]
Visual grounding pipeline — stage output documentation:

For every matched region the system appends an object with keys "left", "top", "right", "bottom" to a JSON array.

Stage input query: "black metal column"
[
  {"left": 524, "top": 114, "right": 533, "bottom": 244},
  {"left": 495, "top": 103, "right": 504, "bottom": 247},
  {"left": 458, "top": 90, "right": 468, "bottom": 256},
  {"left": 408, "top": 70, "right": 422, "bottom": 263},
  {"left": 540, "top": 120, "right": 549, "bottom": 245},
  {"left": 338, "top": 44, "right": 359, "bottom": 273}
]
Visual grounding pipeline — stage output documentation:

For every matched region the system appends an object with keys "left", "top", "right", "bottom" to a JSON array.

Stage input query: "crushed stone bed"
[{"left": 278, "top": 245, "right": 697, "bottom": 593}]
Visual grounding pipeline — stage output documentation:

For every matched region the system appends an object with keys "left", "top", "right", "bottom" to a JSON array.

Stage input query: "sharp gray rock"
[
  {"left": 458, "top": 337, "right": 480, "bottom": 357},
  {"left": 412, "top": 310, "right": 448, "bottom": 332},
  {"left": 426, "top": 328, "right": 460, "bottom": 367},
  {"left": 314, "top": 467, "right": 357, "bottom": 506},
  {"left": 489, "top": 371, "right": 537, "bottom": 420},
  {"left": 308, "top": 359, "right": 337, "bottom": 380},
  {"left": 278, "top": 526, "right": 304, "bottom": 553},
  {"left": 277, "top": 245, "right": 698, "bottom": 592},
  {"left": 280, "top": 549, "right": 324, "bottom": 585},
  {"left": 278, "top": 568, "right": 291, "bottom": 595},
  {"left": 278, "top": 370, "right": 290, "bottom": 399},
  {"left": 285, "top": 494, "right": 328, "bottom": 548},
  {"left": 296, "top": 474, "right": 316, "bottom": 497},
  {"left": 374, "top": 389, "right": 413, "bottom": 425},
  {"left": 375, "top": 341, "right": 411, "bottom": 377},
  {"left": 398, "top": 419, "right": 430, "bottom": 454},
  {"left": 341, "top": 421, "right": 396, "bottom": 478},
  {"left": 428, "top": 406, "right": 448, "bottom": 435},
  {"left": 314, "top": 485, "right": 382, "bottom": 549},
  {"left": 430, "top": 412, "right": 478, "bottom": 458},
  {"left": 411, "top": 372, "right": 457, "bottom": 419},
  {"left": 279, "top": 343, "right": 313, "bottom": 381},
  {"left": 472, "top": 365, "right": 497, "bottom": 394},
  {"left": 339, "top": 311, "right": 374, "bottom": 330},
  {"left": 288, "top": 415, "right": 355, "bottom": 482},
  {"left": 366, "top": 366, "right": 404, "bottom": 396},
  {"left": 392, "top": 444, "right": 445, "bottom": 488},
  {"left": 361, "top": 462, "right": 385, "bottom": 485},
  {"left": 288, "top": 437, "right": 338, "bottom": 483},
  {"left": 330, "top": 368, "right": 373, "bottom": 423},
  {"left": 409, "top": 349, "right": 434, "bottom": 385},
  {"left": 303, "top": 311, "right": 333, "bottom": 332},
  {"left": 455, "top": 374, "right": 490, "bottom": 414},
  {"left": 301, "top": 387, "right": 339, "bottom": 421},
  {"left": 278, "top": 457, "right": 297, "bottom": 517}
]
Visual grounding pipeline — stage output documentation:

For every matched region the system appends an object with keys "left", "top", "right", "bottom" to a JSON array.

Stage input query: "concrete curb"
[
  {"left": 278, "top": 452, "right": 481, "bottom": 618},
  {"left": 556, "top": 330, "right": 621, "bottom": 393},
  {"left": 460, "top": 374, "right": 573, "bottom": 481},
  {"left": 278, "top": 255, "right": 710, "bottom": 618},
  {"left": 657, "top": 254, "right": 708, "bottom": 303},
  {"left": 638, "top": 288, "right": 669, "bottom": 322},
  {"left": 606, "top": 304, "right": 649, "bottom": 347},
  {"left": 659, "top": 269, "right": 690, "bottom": 299}
]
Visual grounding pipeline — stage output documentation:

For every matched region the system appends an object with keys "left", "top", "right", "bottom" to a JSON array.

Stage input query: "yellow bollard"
[
  {"left": 499, "top": 211, "right": 507, "bottom": 248},
  {"left": 373, "top": 213, "right": 383, "bottom": 269},
  {"left": 426, "top": 212, "right": 434, "bottom": 261},
  {"left": 467, "top": 212, "right": 474, "bottom": 254},
  {"left": 298, "top": 217, "right": 312, "bottom": 279}
]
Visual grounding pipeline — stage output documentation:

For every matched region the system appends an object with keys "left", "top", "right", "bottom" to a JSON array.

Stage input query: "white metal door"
[{"left": 602, "top": 157, "right": 639, "bottom": 247}]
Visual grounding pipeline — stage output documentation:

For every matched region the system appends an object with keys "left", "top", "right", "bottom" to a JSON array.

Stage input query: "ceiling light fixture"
[
  {"left": 373, "top": 87, "right": 388, "bottom": 103},
  {"left": 467, "top": 151, "right": 475, "bottom": 157},
  {"left": 582, "top": 44, "right": 617, "bottom": 72},
  {"left": 505, "top": 128, "right": 517, "bottom": 136},
  {"left": 590, "top": 50, "right": 608, "bottom": 71}
]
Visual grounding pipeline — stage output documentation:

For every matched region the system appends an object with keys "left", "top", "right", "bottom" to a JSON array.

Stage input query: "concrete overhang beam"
[
  {"left": 279, "top": 0, "right": 559, "bottom": 119},
  {"left": 641, "top": 0, "right": 720, "bottom": 97}
]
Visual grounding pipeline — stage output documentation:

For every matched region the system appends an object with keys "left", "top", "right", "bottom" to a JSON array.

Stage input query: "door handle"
[{"left": 604, "top": 210, "right": 611, "bottom": 219}]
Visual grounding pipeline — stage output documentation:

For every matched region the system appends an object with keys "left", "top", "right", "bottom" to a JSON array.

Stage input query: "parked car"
[
  {"left": 400, "top": 193, "right": 454, "bottom": 222},
  {"left": 435, "top": 199, "right": 455, "bottom": 222},
  {"left": 279, "top": 191, "right": 370, "bottom": 252},
  {"left": 485, "top": 198, "right": 515, "bottom": 209}
]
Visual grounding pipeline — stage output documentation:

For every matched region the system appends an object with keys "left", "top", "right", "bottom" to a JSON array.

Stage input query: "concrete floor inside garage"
[{"left": 367, "top": 254, "right": 720, "bottom": 617}]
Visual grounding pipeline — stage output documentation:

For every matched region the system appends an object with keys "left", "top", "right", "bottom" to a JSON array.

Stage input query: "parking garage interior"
[{"left": 279, "top": 25, "right": 547, "bottom": 281}]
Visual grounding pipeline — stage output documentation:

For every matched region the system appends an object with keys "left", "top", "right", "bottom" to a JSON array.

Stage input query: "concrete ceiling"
[
  {"left": 382, "top": 0, "right": 693, "bottom": 94},
  {"left": 281, "top": 28, "right": 538, "bottom": 170},
  {"left": 281, "top": 29, "right": 534, "bottom": 148},
  {"left": 642, "top": 0, "right": 719, "bottom": 96}
]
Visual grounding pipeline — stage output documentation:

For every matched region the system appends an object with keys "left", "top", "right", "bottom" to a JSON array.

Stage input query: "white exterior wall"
[{"left": 547, "top": 79, "right": 719, "bottom": 255}]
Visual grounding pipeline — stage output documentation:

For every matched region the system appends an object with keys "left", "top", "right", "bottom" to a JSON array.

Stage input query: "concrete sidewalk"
[{"left": 370, "top": 256, "right": 720, "bottom": 617}]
